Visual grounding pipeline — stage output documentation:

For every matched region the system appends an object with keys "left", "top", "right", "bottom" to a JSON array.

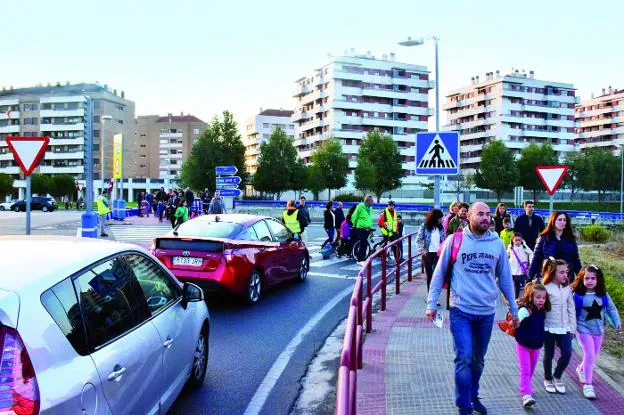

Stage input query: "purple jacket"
[{"left": 340, "top": 220, "right": 351, "bottom": 239}]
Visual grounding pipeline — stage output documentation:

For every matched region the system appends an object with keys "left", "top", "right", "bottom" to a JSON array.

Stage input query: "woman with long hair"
[
  {"left": 528, "top": 211, "right": 581, "bottom": 280},
  {"left": 321, "top": 201, "right": 336, "bottom": 248},
  {"left": 493, "top": 202, "right": 514, "bottom": 234},
  {"left": 416, "top": 208, "right": 445, "bottom": 292}
]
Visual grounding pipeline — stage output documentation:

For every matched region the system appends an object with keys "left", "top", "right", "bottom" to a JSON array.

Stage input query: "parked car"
[
  {"left": 11, "top": 196, "right": 58, "bottom": 212},
  {"left": 0, "top": 199, "right": 16, "bottom": 211},
  {"left": 151, "top": 214, "right": 309, "bottom": 304},
  {"left": 0, "top": 236, "right": 210, "bottom": 415}
]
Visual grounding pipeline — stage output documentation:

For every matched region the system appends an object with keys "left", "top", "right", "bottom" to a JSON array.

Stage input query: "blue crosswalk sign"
[{"left": 415, "top": 132, "right": 460, "bottom": 175}]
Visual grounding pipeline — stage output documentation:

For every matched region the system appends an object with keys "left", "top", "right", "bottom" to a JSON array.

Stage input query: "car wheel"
[
  {"left": 187, "top": 323, "right": 209, "bottom": 388},
  {"left": 42, "top": 206, "right": 49, "bottom": 212},
  {"left": 12, "top": 206, "right": 20, "bottom": 212},
  {"left": 0, "top": 206, "right": 4, "bottom": 211},
  {"left": 246, "top": 270, "right": 262, "bottom": 305},
  {"left": 297, "top": 256, "right": 309, "bottom": 282}
]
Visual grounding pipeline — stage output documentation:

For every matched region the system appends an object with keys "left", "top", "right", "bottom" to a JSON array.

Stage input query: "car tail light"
[{"left": 0, "top": 326, "right": 40, "bottom": 415}]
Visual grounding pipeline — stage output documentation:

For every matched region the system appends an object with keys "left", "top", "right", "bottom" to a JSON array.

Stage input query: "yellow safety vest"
[
  {"left": 283, "top": 209, "right": 301, "bottom": 233},
  {"left": 381, "top": 208, "right": 397, "bottom": 236},
  {"left": 96, "top": 195, "right": 110, "bottom": 216}
]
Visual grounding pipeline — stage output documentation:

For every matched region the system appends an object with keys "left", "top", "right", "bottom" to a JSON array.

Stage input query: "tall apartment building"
[
  {"left": 133, "top": 114, "right": 207, "bottom": 180},
  {"left": 444, "top": 70, "right": 577, "bottom": 171},
  {"left": 0, "top": 83, "right": 134, "bottom": 180},
  {"left": 244, "top": 109, "right": 295, "bottom": 174},
  {"left": 575, "top": 87, "right": 624, "bottom": 154},
  {"left": 292, "top": 52, "right": 433, "bottom": 188}
]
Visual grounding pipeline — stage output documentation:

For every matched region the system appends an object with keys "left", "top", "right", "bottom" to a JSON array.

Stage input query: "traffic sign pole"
[
  {"left": 549, "top": 195, "right": 554, "bottom": 215},
  {"left": 26, "top": 176, "right": 31, "bottom": 235},
  {"left": 434, "top": 37, "right": 441, "bottom": 209}
]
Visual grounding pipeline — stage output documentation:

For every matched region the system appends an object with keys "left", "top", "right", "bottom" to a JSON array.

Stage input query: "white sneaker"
[
  {"left": 544, "top": 380, "right": 556, "bottom": 393},
  {"left": 583, "top": 384, "right": 596, "bottom": 399},
  {"left": 554, "top": 379, "right": 566, "bottom": 394},
  {"left": 576, "top": 366, "right": 586, "bottom": 384},
  {"left": 522, "top": 395, "right": 536, "bottom": 407}
]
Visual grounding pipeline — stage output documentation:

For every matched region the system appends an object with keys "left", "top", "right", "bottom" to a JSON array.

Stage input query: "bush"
[
  {"left": 334, "top": 193, "right": 362, "bottom": 202},
  {"left": 579, "top": 224, "right": 611, "bottom": 243}
]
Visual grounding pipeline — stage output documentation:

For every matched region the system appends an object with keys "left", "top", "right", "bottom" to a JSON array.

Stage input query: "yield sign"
[
  {"left": 5, "top": 136, "right": 50, "bottom": 176},
  {"left": 535, "top": 165, "right": 568, "bottom": 196}
]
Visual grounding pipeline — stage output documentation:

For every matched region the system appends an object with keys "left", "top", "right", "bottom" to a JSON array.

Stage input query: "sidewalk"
[{"left": 356, "top": 273, "right": 624, "bottom": 414}]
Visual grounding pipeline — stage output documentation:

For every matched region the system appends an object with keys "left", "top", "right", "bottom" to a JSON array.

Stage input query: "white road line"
[
  {"left": 243, "top": 284, "right": 355, "bottom": 415},
  {"left": 307, "top": 271, "right": 354, "bottom": 280},
  {"left": 109, "top": 225, "right": 171, "bottom": 241},
  {"left": 309, "top": 256, "right": 351, "bottom": 268}
]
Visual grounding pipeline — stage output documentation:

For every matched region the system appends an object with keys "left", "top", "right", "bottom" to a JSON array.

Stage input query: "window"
[
  {"left": 262, "top": 123, "right": 270, "bottom": 128},
  {"left": 238, "top": 226, "right": 259, "bottom": 241},
  {"left": 22, "top": 103, "right": 38, "bottom": 112},
  {"left": 93, "top": 100, "right": 101, "bottom": 109},
  {"left": 252, "top": 220, "right": 273, "bottom": 242},
  {"left": 176, "top": 220, "right": 243, "bottom": 239},
  {"left": 41, "top": 278, "right": 88, "bottom": 355},
  {"left": 122, "top": 254, "right": 180, "bottom": 314},
  {"left": 193, "top": 128, "right": 200, "bottom": 135},
  {"left": 265, "top": 219, "right": 290, "bottom": 242},
  {"left": 73, "top": 257, "right": 150, "bottom": 349}
]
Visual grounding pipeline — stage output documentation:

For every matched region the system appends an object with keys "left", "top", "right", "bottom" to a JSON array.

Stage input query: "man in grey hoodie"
[{"left": 426, "top": 202, "right": 519, "bottom": 415}]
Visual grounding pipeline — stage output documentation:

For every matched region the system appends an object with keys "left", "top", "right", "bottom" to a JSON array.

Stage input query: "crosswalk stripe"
[
  {"left": 109, "top": 225, "right": 171, "bottom": 242},
  {"left": 308, "top": 271, "right": 354, "bottom": 280},
  {"left": 310, "top": 256, "right": 351, "bottom": 268}
]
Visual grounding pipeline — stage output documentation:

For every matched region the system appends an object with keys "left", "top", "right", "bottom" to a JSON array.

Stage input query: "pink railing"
[{"left": 335, "top": 232, "right": 421, "bottom": 415}]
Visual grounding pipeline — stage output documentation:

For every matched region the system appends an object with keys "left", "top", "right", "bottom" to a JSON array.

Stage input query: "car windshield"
[{"left": 175, "top": 220, "right": 243, "bottom": 239}]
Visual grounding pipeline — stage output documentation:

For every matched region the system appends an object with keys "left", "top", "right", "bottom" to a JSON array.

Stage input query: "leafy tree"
[
  {"left": 0, "top": 173, "right": 14, "bottom": 198},
  {"left": 30, "top": 174, "right": 51, "bottom": 196},
  {"left": 252, "top": 127, "right": 299, "bottom": 199},
  {"left": 290, "top": 159, "right": 308, "bottom": 198},
  {"left": 310, "top": 138, "right": 348, "bottom": 200},
  {"left": 306, "top": 164, "right": 325, "bottom": 201},
  {"left": 516, "top": 143, "right": 558, "bottom": 202},
  {"left": 49, "top": 175, "right": 76, "bottom": 199},
  {"left": 474, "top": 140, "right": 518, "bottom": 201},
  {"left": 179, "top": 111, "right": 246, "bottom": 193},
  {"left": 353, "top": 130, "right": 403, "bottom": 201},
  {"left": 563, "top": 153, "right": 594, "bottom": 203},
  {"left": 584, "top": 148, "right": 620, "bottom": 202}
]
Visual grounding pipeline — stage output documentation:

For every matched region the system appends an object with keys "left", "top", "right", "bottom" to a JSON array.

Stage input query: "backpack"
[
  {"left": 320, "top": 243, "right": 334, "bottom": 260},
  {"left": 574, "top": 293, "right": 608, "bottom": 319},
  {"left": 443, "top": 231, "right": 463, "bottom": 309}
]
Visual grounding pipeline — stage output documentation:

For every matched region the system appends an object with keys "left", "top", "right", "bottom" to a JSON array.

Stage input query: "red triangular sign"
[
  {"left": 535, "top": 165, "right": 568, "bottom": 196},
  {"left": 5, "top": 136, "right": 50, "bottom": 176}
]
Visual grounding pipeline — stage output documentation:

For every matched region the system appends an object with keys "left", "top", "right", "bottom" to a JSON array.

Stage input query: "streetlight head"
[
  {"left": 398, "top": 37, "right": 425, "bottom": 47},
  {"left": 101, "top": 115, "right": 113, "bottom": 120}
]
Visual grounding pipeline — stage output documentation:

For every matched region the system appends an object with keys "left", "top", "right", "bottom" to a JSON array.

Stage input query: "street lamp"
[
  {"left": 100, "top": 115, "right": 113, "bottom": 192},
  {"left": 619, "top": 144, "right": 623, "bottom": 216},
  {"left": 399, "top": 35, "right": 442, "bottom": 208}
]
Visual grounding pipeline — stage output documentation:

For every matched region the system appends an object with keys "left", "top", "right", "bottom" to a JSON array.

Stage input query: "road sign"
[
  {"left": 535, "top": 165, "right": 568, "bottom": 195},
  {"left": 218, "top": 188, "right": 242, "bottom": 197},
  {"left": 216, "top": 183, "right": 239, "bottom": 190},
  {"left": 216, "top": 166, "right": 238, "bottom": 176},
  {"left": 415, "top": 132, "right": 460, "bottom": 175},
  {"left": 216, "top": 176, "right": 241, "bottom": 186},
  {"left": 5, "top": 136, "right": 49, "bottom": 176}
]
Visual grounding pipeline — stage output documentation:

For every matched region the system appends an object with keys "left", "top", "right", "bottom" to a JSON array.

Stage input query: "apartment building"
[
  {"left": 444, "top": 70, "right": 577, "bottom": 172},
  {"left": 244, "top": 109, "right": 295, "bottom": 174},
  {"left": 133, "top": 114, "right": 207, "bottom": 180},
  {"left": 292, "top": 52, "right": 433, "bottom": 188},
  {"left": 575, "top": 87, "right": 624, "bottom": 154},
  {"left": 0, "top": 83, "right": 135, "bottom": 180}
]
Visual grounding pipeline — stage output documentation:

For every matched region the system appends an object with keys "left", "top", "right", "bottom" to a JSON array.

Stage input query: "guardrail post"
[
  {"left": 357, "top": 275, "right": 363, "bottom": 327},
  {"left": 366, "top": 265, "right": 372, "bottom": 333},
  {"left": 407, "top": 236, "right": 413, "bottom": 281},
  {"left": 381, "top": 249, "right": 387, "bottom": 311},
  {"left": 395, "top": 242, "right": 401, "bottom": 295}
]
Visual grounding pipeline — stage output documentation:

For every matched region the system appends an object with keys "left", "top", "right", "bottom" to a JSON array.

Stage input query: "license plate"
[{"left": 173, "top": 256, "right": 203, "bottom": 267}]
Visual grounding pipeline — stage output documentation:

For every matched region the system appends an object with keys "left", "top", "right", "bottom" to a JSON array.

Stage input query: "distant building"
[
  {"left": 244, "top": 109, "right": 295, "bottom": 175},
  {"left": 575, "top": 87, "right": 624, "bottom": 154}
]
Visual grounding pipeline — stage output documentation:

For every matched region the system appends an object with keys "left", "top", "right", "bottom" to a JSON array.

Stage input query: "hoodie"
[{"left": 427, "top": 226, "right": 518, "bottom": 317}]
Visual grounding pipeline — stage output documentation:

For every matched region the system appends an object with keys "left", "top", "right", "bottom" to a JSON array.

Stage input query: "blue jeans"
[
  {"left": 449, "top": 307, "right": 495, "bottom": 411},
  {"left": 322, "top": 227, "right": 335, "bottom": 248}
]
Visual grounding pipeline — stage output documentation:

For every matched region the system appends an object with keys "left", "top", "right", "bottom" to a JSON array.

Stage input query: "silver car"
[{"left": 0, "top": 236, "right": 210, "bottom": 415}]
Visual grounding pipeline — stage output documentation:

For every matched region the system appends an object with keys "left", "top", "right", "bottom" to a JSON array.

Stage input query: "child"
[
  {"left": 174, "top": 199, "right": 189, "bottom": 227},
  {"left": 500, "top": 217, "right": 514, "bottom": 249},
  {"left": 508, "top": 232, "right": 533, "bottom": 299},
  {"left": 515, "top": 282, "right": 551, "bottom": 407},
  {"left": 541, "top": 257, "right": 576, "bottom": 394},
  {"left": 571, "top": 265, "right": 622, "bottom": 399},
  {"left": 337, "top": 218, "right": 352, "bottom": 258},
  {"left": 140, "top": 199, "right": 150, "bottom": 217},
  {"left": 396, "top": 214, "right": 404, "bottom": 260}
]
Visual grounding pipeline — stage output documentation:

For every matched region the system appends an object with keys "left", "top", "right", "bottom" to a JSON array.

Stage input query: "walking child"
[
  {"left": 508, "top": 232, "right": 533, "bottom": 299},
  {"left": 571, "top": 265, "right": 622, "bottom": 399},
  {"left": 174, "top": 199, "right": 189, "bottom": 227},
  {"left": 500, "top": 217, "right": 514, "bottom": 249}
]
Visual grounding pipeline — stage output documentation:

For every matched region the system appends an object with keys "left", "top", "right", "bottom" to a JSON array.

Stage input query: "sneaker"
[
  {"left": 583, "top": 384, "right": 596, "bottom": 399},
  {"left": 544, "top": 380, "right": 556, "bottom": 393},
  {"left": 576, "top": 366, "right": 586, "bottom": 384},
  {"left": 100, "top": 233, "right": 109, "bottom": 237},
  {"left": 522, "top": 395, "right": 536, "bottom": 407},
  {"left": 554, "top": 379, "right": 566, "bottom": 394},
  {"left": 472, "top": 397, "right": 487, "bottom": 414}
]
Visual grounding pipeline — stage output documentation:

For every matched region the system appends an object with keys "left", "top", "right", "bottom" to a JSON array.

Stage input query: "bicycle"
[{"left": 352, "top": 228, "right": 399, "bottom": 263}]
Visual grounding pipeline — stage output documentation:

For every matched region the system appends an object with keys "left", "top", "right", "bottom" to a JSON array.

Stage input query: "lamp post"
[
  {"left": 620, "top": 144, "right": 623, "bottom": 216},
  {"left": 399, "top": 36, "right": 442, "bottom": 208},
  {"left": 100, "top": 115, "right": 113, "bottom": 193}
]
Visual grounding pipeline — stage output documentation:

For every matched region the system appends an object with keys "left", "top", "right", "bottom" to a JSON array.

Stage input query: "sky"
[{"left": 4, "top": 0, "right": 623, "bottom": 130}]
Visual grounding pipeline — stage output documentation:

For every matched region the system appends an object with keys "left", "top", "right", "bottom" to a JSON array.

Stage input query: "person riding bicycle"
[
  {"left": 351, "top": 195, "right": 374, "bottom": 263},
  {"left": 378, "top": 200, "right": 400, "bottom": 260}
]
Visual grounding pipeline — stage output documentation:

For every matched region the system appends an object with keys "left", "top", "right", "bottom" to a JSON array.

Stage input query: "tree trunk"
[
  {"left": 376, "top": 192, "right": 383, "bottom": 203},
  {"left": 328, "top": 188, "right": 331, "bottom": 201}
]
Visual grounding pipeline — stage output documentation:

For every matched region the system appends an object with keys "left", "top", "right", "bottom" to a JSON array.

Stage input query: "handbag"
[{"left": 498, "top": 311, "right": 516, "bottom": 337}]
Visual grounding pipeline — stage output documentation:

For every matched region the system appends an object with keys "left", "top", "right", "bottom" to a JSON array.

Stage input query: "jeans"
[
  {"left": 543, "top": 332, "right": 572, "bottom": 381},
  {"left": 322, "top": 227, "right": 335, "bottom": 248},
  {"left": 516, "top": 344, "right": 540, "bottom": 395},
  {"left": 449, "top": 308, "right": 495, "bottom": 411},
  {"left": 423, "top": 252, "right": 439, "bottom": 292},
  {"left": 99, "top": 214, "right": 107, "bottom": 235},
  {"left": 353, "top": 228, "right": 369, "bottom": 261},
  {"left": 578, "top": 333, "right": 603, "bottom": 384}
]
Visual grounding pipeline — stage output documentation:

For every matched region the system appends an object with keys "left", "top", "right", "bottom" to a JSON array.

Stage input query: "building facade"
[
  {"left": 244, "top": 109, "right": 295, "bottom": 175},
  {"left": 291, "top": 53, "right": 433, "bottom": 188},
  {"left": 444, "top": 70, "right": 577, "bottom": 171},
  {"left": 0, "top": 83, "right": 134, "bottom": 181},
  {"left": 133, "top": 114, "right": 207, "bottom": 180},
  {"left": 575, "top": 87, "right": 624, "bottom": 154}
]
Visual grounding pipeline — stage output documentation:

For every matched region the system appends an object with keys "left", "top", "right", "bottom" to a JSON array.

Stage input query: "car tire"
[
  {"left": 0, "top": 206, "right": 4, "bottom": 211},
  {"left": 187, "top": 322, "right": 209, "bottom": 388},
  {"left": 12, "top": 206, "right": 20, "bottom": 212},
  {"left": 297, "top": 256, "right": 309, "bottom": 282},
  {"left": 42, "top": 206, "right": 49, "bottom": 212},
  {"left": 246, "top": 270, "right": 262, "bottom": 305}
]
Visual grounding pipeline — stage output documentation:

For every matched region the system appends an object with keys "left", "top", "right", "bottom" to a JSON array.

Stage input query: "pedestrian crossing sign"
[{"left": 415, "top": 132, "right": 460, "bottom": 175}]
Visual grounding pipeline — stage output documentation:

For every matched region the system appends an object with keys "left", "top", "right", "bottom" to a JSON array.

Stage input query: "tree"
[
  {"left": 49, "top": 175, "right": 76, "bottom": 199},
  {"left": 310, "top": 138, "right": 348, "bottom": 200},
  {"left": 563, "top": 153, "right": 594, "bottom": 203},
  {"left": 474, "top": 140, "right": 518, "bottom": 201},
  {"left": 584, "top": 148, "right": 620, "bottom": 202},
  {"left": 306, "top": 164, "right": 325, "bottom": 201},
  {"left": 252, "top": 127, "right": 299, "bottom": 199},
  {"left": 179, "top": 111, "right": 246, "bottom": 193},
  {"left": 30, "top": 174, "right": 51, "bottom": 196},
  {"left": 516, "top": 143, "right": 558, "bottom": 202},
  {"left": 0, "top": 173, "right": 14, "bottom": 198},
  {"left": 353, "top": 130, "right": 403, "bottom": 201},
  {"left": 290, "top": 159, "right": 308, "bottom": 198}
]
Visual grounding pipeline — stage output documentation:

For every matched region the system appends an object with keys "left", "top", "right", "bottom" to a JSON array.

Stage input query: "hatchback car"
[
  {"left": 151, "top": 214, "right": 309, "bottom": 304},
  {"left": 0, "top": 236, "right": 209, "bottom": 415},
  {"left": 0, "top": 199, "right": 16, "bottom": 211},
  {"left": 11, "top": 196, "right": 58, "bottom": 212}
]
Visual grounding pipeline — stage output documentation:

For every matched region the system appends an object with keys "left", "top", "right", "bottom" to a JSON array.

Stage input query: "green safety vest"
[
  {"left": 96, "top": 195, "right": 110, "bottom": 216},
  {"left": 283, "top": 209, "right": 301, "bottom": 233},
  {"left": 381, "top": 208, "right": 397, "bottom": 236}
]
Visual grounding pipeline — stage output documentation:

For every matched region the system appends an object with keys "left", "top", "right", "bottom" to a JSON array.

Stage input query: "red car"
[{"left": 150, "top": 214, "right": 309, "bottom": 304}]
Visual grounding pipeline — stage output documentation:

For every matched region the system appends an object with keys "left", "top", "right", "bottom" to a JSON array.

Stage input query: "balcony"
[
  {"left": 0, "top": 166, "right": 20, "bottom": 174},
  {"left": 40, "top": 122, "right": 84, "bottom": 132},
  {"left": 49, "top": 137, "right": 85, "bottom": 145},
  {"left": 292, "top": 110, "right": 312, "bottom": 122},
  {"left": 44, "top": 151, "right": 84, "bottom": 160},
  {"left": 0, "top": 125, "right": 20, "bottom": 133},
  {"left": 293, "top": 84, "right": 313, "bottom": 97},
  {"left": 159, "top": 132, "right": 183, "bottom": 138},
  {"left": 39, "top": 166, "right": 83, "bottom": 174},
  {"left": 40, "top": 109, "right": 84, "bottom": 118},
  {"left": 160, "top": 142, "right": 183, "bottom": 149},
  {"left": 0, "top": 111, "right": 20, "bottom": 120}
]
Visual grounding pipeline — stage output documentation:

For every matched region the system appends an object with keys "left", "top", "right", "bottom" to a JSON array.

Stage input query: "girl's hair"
[
  {"left": 424, "top": 208, "right": 444, "bottom": 231},
  {"left": 448, "top": 201, "right": 460, "bottom": 213},
  {"left": 571, "top": 265, "right": 607, "bottom": 296},
  {"left": 540, "top": 211, "right": 575, "bottom": 241},
  {"left": 346, "top": 204, "right": 357, "bottom": 225},
  {"left": 516, "top": 282, "right": 551, "bottom": 312},
  {"left": 494, "top": 203, "right": 507, "bottom": 218},
  {"left": 541, "top": 257, "right": 569, "bottom": 286},
  {"left": 325, "top": 201, "right": 333, "bottom": 210}
]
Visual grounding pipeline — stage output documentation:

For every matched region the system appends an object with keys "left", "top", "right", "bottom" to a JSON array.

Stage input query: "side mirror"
[{"left": 181, "top": 282, "right": 204, "bottom": 309}]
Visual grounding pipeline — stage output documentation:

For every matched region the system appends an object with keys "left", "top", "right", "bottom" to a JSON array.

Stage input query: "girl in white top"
[{"left": 507, "top": 233, "right": 533, "bottom": 299}]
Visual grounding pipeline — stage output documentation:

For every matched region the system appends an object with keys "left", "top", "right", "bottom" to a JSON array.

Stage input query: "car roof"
[
  {"left": 190, "top": 214, "right": 276, "bottom": 227},
  {"left": 0, "top": 236, "right": 143, "bottom": 294}
]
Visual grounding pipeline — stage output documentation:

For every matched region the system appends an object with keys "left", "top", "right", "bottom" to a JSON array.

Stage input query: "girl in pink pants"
[{"left": 571, "top": 265, "right": 622, "bottom": 399}]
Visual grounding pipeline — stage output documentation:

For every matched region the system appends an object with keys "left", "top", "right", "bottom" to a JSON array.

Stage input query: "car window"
[
  {"left": 252, "top": 220, "right": 273, "bottom": 242},
  {"left": 122, "top": 253, "right": 180, "bottom": 314},
  {"left": 237, "top": 226, "right": 259, "bottom": 241},
  {"left": 41, "top": 278, "right": 89, "bottom": 356},
  {"left": 176, "top": 220, "right": 242, "bottom": 238},
  {"left": 73, "top": 257, "right": 150, "bottom": 349},
  {"left": 265, "top": 219, "right": 290, "bottom": 243}
]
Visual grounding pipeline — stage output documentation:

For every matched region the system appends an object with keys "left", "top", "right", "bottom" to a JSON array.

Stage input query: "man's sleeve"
[
  {"left": 426, "top": 235, "right": 453, "bottom": 310},
  {"left": 351, "top": 205, "right": 360, "bottom": 226},
  {"left": 496, "top": 242, "right": 518, "bottom": 317}
]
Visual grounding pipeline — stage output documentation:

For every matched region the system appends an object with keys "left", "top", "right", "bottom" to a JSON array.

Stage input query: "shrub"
[
  {"left": 334, "top": 193, "right": 363, "bottom": 202},
  {"left": 579, "top": 224, "right": 611, "bottom": 243}
]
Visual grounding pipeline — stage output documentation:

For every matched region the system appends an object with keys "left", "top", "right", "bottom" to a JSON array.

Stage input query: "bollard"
[{"left": 80, "top": 212, "right": 99, "bottom": 238}]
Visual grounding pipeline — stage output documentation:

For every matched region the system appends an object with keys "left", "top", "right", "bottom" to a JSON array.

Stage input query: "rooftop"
[
  {"left": 156, "top": 115, "right": 204, "bottom": 123},
  {"left": 259, "top": 109, "right": 294, "bottom": 117},
  {"left": 0, "top": 82, "right": 126, "bottom": 99}
]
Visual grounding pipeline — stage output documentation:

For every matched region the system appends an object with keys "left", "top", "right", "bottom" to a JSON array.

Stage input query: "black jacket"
[
  {"left": 513, "top": 214, "right": 545, "bottom": 250},
  {"left": 334, "top": 208, "right": 345, "bottom": 229},
  {"left": 323, "top": 209, "right": 335, "bottom": 229},
  {"left": 185, "top": 190, "right": 194, "bottom": 206},
  {"left": 529, "top": 234, "right": 581, "bottom": 279},
  {"left": 156, "top": 190, "right": 168, "bottom": 202}
]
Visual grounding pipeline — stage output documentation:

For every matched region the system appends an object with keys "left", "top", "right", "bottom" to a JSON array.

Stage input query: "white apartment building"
[
  {"left": 576, "top": 87, "right": 624, "bottom": 154},
  {"left": 292, "top": 52, "right": 433, "bottom": 188},
  {"left": 444, "top": 70, "right": 577, "bottom": 171},
  {"left": 244, "top": 109, "right": 295, "bottom": 174}
]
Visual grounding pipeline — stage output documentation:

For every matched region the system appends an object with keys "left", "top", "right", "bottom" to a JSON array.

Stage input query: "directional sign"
[
  {"left": 216, "top": 184, "right": 239, "bottom": 190},
  {"left": 215, "top": 166, "right": 238, "bottom": 176},
  {"left": 216, "top": 176, "right": 241, "bottom": 186},
  {"left": 5, "top": 136, "right": 49, "bottom": 176},
  {"left": 218, "top": 188, "right": 242, "bottom": 197},
  {"left": 415, "top": 132, "right": 460, "bottom": 175},
  {"left": 535, "top": 165, "right": 568, "bottom": 195}
]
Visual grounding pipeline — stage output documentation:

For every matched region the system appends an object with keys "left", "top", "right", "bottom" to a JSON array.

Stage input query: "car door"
[
  {"left": 73, "top": 256, "right": 163, "bottom": 415},
  {"left": 31, "top": 197, "right": 41, "bottom": 209},
  {"left": 265, "top": 219, "right": 300, "bottom": 279},
  {"left": 251, "top": 220, "right": 281, "bottom": 285},
  {"left": 121, "top": 253, "right": 196, "bottom": 412}
]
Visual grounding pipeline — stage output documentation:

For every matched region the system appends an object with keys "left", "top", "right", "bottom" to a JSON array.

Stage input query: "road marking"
[
  {"left": 243, "top": 284, "right": 355, "bottom": 415},
  {"left": 310, "top": 256, "right": 351, "bottom": 268},
  {"left": 109, "top": 225, "right": 171, "bottom": 242},
  {"left": 308, "top": 271, "right": 354, "bottom": 280}
]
